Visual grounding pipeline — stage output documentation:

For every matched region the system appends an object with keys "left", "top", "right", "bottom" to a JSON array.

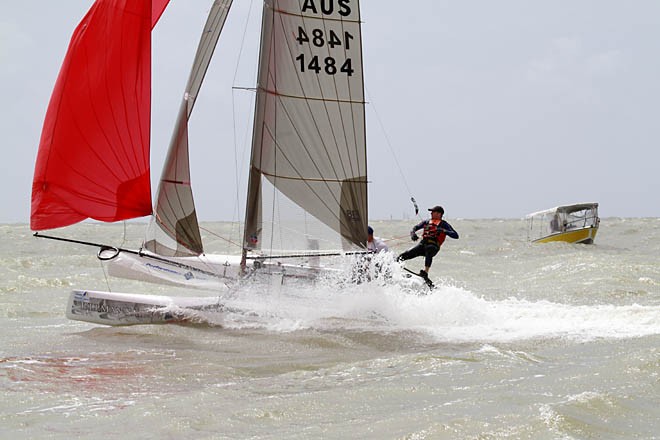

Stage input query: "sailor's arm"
[
  {"left": 410, "top": 220, "right": 427, "bottom": 241},
  {"left": 441, "top": 221, "right": 459, "bottom": 239}
]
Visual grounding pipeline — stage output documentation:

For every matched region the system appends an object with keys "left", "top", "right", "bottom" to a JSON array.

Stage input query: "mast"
[{"left": 241, "top": 0, "right": 271, "bottom": 270}]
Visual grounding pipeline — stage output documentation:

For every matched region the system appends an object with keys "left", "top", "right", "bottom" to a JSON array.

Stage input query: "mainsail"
[
  {"left": 145, "top": 0, "right": 234, "bottom": 257},
  {"left": 244, "top": 0, "right": 368, "bottom": 256},
  {"left": 31, "top": 0, "right": 171, "bottom": 231}
]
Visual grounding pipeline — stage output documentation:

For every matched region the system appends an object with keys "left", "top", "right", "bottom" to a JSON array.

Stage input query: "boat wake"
[{"left": 189, "top": 266, "right": 660, "bottom": 344}]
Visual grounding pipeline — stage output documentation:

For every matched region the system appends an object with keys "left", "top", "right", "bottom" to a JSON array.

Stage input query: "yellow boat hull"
[{"left": 533, "top": 227, "right": 599, "bottom": 244}]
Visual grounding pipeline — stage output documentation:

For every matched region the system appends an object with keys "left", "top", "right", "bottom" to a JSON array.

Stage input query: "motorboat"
[{"left": 526, "top": 203, "right": 600, "bottom": 244}]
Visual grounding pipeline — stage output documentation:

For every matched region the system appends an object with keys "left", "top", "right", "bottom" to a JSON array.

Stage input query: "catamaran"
[
  {"left": 526, "top": 203, "right": 600, "bottom": 244},
  {"left": 31, "top": 0, "right": 372, "bottom": 324}
]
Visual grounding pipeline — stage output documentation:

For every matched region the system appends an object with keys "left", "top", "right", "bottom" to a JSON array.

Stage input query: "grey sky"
[{"left": 2, "top": 0, "right": 659, "bottom": 225}]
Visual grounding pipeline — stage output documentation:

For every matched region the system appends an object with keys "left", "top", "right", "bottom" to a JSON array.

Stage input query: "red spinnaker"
[
  {"left": 152, "top": 0, "right": 170, "bottom": 28},
  {"left": 31, "top": 0, "right": 170, "bottom": 231}
]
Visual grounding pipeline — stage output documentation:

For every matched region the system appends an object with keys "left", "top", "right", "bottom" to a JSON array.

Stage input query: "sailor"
[
  {"left": 367, "top": 226, "right": 389, "bottom": 253},
  {"left": 350, "top": 226, "right": 389, "bottom": 283},
  {"left": 397, "top": 205, "right": 459, "bottom": 280}
]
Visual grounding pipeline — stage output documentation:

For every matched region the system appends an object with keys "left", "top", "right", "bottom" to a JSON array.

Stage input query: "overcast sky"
[{"left": 2, "top": 0, "right": 659, "bottom": 224}]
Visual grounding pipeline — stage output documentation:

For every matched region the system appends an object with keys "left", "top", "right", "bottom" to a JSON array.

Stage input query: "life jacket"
[{"left": 422, "top": 219, "right": 446, "bottom": 247}]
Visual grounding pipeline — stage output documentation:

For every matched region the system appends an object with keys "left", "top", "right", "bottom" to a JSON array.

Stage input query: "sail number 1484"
[{"left": 295, "top": 27, "right": 355, "bottom": 76}]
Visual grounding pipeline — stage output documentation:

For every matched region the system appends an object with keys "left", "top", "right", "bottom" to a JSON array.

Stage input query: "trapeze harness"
[{"left": 422, "top": 220, "right": 447, "bottom": 248}]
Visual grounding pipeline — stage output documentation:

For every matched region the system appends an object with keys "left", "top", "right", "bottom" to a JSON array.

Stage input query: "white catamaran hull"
[{"left": 66, "top": 290, "right": 227, "bottom": 326}]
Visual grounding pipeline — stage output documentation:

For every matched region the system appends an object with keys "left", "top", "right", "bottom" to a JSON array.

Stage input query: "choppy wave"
[{"left": 169, "top": 273, "right": 660, "bottom": 344}]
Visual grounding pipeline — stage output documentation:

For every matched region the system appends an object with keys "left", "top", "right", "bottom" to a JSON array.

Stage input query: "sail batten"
[
  {"left": 255, "top": 169, "right": 367, "bottom": 183},
  {"left": 259, "top": 87, "right": 365, "bottom": 104}
]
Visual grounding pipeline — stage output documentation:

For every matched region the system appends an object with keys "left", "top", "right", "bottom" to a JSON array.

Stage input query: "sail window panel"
[
  {"left": 253, "top": 89, "right": 367, "bottom": 249},
  {"left": 257, "top": 97, "right": 366, "bottom": 181},
  {"left": 257, "top": 177, "right": 351, "bottom": 253}
]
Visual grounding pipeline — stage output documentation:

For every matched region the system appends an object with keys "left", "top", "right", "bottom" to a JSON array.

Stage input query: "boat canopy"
[
  {"left": 526, "top": 203, "right": 599, "bottom": 219},
  {"left": 526, "top": 202, "right": 599, "bottom": 243}
]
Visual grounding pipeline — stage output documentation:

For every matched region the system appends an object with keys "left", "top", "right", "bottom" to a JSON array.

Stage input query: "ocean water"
[{"left": 1, "top": 218, "right": 659, "bottom": 439}]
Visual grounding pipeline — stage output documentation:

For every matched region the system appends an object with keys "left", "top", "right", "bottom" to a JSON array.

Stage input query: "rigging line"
[
  {"left": 232, "top": 87, "right": 256, "bottom": 238},
  {"left": 245, "top": 250, "right": 371, "bottom": 260},
  {"left": 99, "top": 254, "right": 113, "bottom": 294},
  {"left": 231, "top": 0, "right": 257, "bottom": 95},
  {"left": 364, "top": 85, "right": 416, "bottom": 199},
  {"left": 269, "top": 9, "right": 280, "bottom": 255},
  {"left": 199, "top": 225, "right": 243, "bottom": 249},
  {"left": 232, "top": 0, "right": 257, "bottom": 242},
  {"left": 119, "top": 221, "right": 129, "bottom": 249},
  {"left": 231, "top": 89, "right": 242, "bottom": 240},
  {"left": 34, "top": 232, "right": 224, "bottom": 279},
  {"left": 383, "top": 234, "right": 414, "bottom": 243},
  {"left": 185, "top": 1, "right": 233, "bottom": 114}
]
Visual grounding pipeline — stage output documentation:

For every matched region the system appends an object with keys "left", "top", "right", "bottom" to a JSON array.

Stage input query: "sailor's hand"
[{"left": 411, "top": 232, "right": 419, "bottom": 241}]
